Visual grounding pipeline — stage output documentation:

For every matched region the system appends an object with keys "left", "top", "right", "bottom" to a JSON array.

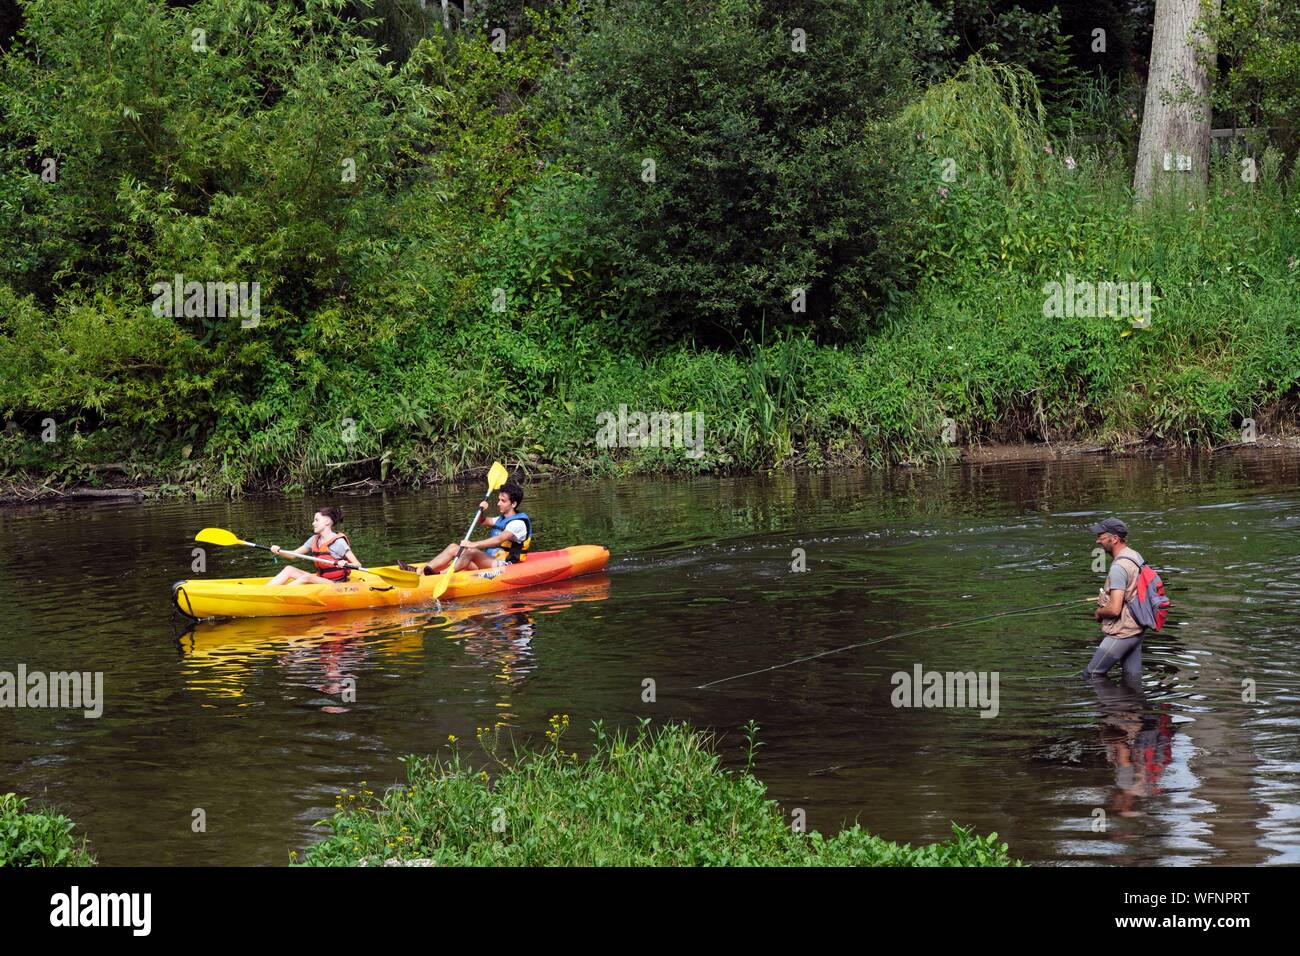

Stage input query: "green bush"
[
  {"left": 296, "top": 719, "right": 1018, "bottom": 866},
  {"left": 1214, "top": 0, "right": 1300, "bottom": 151},
  {"left": 0, "top": 0, "right": 568, "bottom": 489},
  {"left": 0, "top": 792, "right": 95, "bottom": 867},
  {"left": 549, "top": 0, "right": 920, "bottom": 345}
]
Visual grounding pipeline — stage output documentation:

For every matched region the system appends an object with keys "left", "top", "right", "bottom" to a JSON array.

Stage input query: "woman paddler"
[{"left": 267, "top": 506, "right": 362, "bottom": 586}]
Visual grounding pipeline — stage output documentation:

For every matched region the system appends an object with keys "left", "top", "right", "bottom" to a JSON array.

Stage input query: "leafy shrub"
[
  {"left": 550, "top": 0, "right": 920, "bottom": 345},
  {"left": 0, "top": 792, "right": 95, "bottom": 867},
  {"left": 1213, "top": 0, "right": 1300, "bottom": 154},
  {"left": 296, "top": 719, "right": 1018, "bottom": 866}
]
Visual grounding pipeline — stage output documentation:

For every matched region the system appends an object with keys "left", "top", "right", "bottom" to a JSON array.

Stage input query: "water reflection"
[
  {"left": 425, "top": 576, "right": 611, "bottom": 725},
  {"left": 175, "top": 576, "right": 611, "bottom": 713},
  {"left": 1090, "top": 677, "right": 1175, "bottom": 820}
]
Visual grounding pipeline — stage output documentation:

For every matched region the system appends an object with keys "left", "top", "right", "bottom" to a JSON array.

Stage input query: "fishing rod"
[{"left": 696, "top": 597, "right": 1095, "bottom": 690}]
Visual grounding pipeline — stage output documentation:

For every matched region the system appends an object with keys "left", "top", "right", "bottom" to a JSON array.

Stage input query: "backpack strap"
[
  {"left": 1114, "top": 554, "right": 1144, "bottom": 573},
  {"left": 1109, "top": 555, "right": 1145, "bottom": 599}
]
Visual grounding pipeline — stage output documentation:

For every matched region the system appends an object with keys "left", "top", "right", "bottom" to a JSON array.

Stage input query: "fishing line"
[{"left": 696, "top": 597, "right": 1094, "bottom": 690}]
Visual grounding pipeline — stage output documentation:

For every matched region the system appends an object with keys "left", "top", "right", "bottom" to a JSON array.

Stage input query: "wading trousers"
[{"left": 1084, "top": 634, "right": 1144, "bottom": 681}]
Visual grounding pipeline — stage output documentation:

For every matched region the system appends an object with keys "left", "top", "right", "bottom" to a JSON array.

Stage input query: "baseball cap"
[{"left": 1088, "top": 518, "right": 1129, "bottom": 538}]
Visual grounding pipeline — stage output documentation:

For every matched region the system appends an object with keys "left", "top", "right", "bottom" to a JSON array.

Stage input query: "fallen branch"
[
  {"left": 1209, "top": 440, "right": 1259, "bottom": 454},
  {"left": 52, "top": 487, "right": 147, "bottom": 500},
  {"left": 332, "top": 477, "right": 381, "bottom": 491},
  {"left": 325, "top": 456, "right": 381, "bottom": 469}
]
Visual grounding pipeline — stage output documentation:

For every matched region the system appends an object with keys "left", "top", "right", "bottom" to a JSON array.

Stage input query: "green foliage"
[
  {"left": 296, "top": 719, "right": 1019, "bottom": 866},
  {"left": 1, "top": 1, "right": 1298, "bottom": 493},
  {"left": 1051, "top": 71, "right": 1144, "bottom": 152},
  {"left": 0, "top": 0, "right": 439, "bottom": 310},
  {"left": 910, "top": 1, "right": 1079, "bottom": 90},
  {"left": 1213, "top": 0, "right": 1300, "bottom": 156},
  {"left": 345, "top": 0, "right": 443, "bottom": 67},
  {"left": 0, "top": 0, "right": 567, "bottom": 489},
  {"left": 550, "top": 0, "right": 919, "bottom": 344},
  {"left": 896, "top": 131, "right": 1300, "bottom": 448},
  {"left": 0, "top": 792, "right": 96, "bottom": 867},
  {"left": 902, "top": 54, "right": 1051, "bottom": 191}
]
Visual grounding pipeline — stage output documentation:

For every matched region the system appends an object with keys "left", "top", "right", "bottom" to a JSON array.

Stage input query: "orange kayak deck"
[{"left": 173, "top": 545, "right": 610, "bottom": 620}]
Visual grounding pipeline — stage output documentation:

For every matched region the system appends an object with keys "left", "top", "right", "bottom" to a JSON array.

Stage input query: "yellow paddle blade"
[
  {"left": 363, "top": 566, "right": 422, "bottom": 588},
  {"left": 487, "top": 461, "right": 509, "bottom": 493},
  {"left": 427, "top": 566, "right": 453, "bottom": 600},
  {"left": 195, "top": 527, "right": 243, "bottom": 547}
]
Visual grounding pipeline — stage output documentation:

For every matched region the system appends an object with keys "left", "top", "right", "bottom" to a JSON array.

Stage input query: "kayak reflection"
[
  {"left": 175, "top": 575, "right": 611, "bottom": 704},
  {"left": 428, "top": 575, "right": 611, "bottom": 717}
]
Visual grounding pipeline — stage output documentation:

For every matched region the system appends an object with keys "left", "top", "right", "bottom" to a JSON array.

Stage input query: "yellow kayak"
[{"left": 173, "top": 545, "right": 610, "bottom": 620}]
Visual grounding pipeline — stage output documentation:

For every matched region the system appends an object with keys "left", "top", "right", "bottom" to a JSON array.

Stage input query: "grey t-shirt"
[
  {"left": 1101, "top": 547, "right": 1145, "bottom": 638},
  {"left": 302, "top": 535, "right": 349, "bottom": 559}
]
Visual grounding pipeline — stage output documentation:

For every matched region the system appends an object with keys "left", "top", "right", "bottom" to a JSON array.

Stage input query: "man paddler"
[{"left": 400, "top": 482, "right": 533, "bottom": 574}]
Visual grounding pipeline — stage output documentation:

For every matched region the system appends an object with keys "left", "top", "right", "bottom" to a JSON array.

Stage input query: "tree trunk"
[
  {"left": 441, "top": 0, "right": 450, "bottom": 33},
  {"left": 1133, "top": 0, "right": 1221, "bottom": 201}
]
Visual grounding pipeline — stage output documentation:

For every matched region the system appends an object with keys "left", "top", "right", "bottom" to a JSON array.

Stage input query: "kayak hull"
[{"left": 173, "top": 545, "right": 610, "bottom": 620}]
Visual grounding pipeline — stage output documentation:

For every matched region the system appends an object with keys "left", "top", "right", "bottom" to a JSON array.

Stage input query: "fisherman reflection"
[{"left": 1089, "top": 675, "right": 1173, "bottom": 819}]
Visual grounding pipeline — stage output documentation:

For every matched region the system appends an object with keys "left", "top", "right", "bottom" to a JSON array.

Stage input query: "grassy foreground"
[
  {"left": 0, "top": 792, "right": 95, "bottom": 866},
  {"left": 296, "top": 719, "right": 1018, "bottom": 867}
]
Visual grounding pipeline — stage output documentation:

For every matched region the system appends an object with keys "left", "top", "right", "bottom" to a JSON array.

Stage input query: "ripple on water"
[{"left": 3, "top": 457, "right": 1300, "bottom": 864}]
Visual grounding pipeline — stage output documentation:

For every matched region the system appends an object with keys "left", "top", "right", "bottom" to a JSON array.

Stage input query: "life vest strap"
[
  {"left": 310, "top": 531, "right": 351, "bottom": 581},
  {"left": 490, "top": 513, "right": 532, "bottom": 564}
]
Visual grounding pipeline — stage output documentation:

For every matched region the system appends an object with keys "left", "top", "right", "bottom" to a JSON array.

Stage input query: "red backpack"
[{"left": 1117, "top": 556, "right": 1170, "bottom": 631}]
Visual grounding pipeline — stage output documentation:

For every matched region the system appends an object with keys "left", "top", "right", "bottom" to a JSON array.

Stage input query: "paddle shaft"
[
  {"left": 251, "top": 540, "right": 382, "bottom": 577},
  {"left": 444, "top": 503, "right": 489, "bottom": 575},
  {"left": 428, "top": 461, "right": 510, "bottom": 598}
]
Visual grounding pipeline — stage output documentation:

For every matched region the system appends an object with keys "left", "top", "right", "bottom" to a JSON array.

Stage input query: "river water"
[{"left": 2, "top": 451, "right": 1299, "bottom": 865}]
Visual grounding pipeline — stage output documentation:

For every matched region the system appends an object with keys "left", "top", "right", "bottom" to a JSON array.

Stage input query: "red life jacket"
[{"left": 309, "top": 531, "right": 350, "bottom": 582}]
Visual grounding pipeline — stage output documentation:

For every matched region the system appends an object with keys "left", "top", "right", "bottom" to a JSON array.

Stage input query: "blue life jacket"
[{"left": 485, "top": 512, "right": 532, "bottom": 563}]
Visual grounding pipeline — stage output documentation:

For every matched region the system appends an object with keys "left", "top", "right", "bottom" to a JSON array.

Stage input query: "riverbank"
[
  {"left": 6, "top": 253, "right": 1299, "bottom": 500},
  {"left": 6, "top": 434, "right": 1299, "bottom": 505},
  {"left": 295, "top": 720, "right": 1019, "bottom": 867},
  {"left": 3, "top": 0, "right": 1298, "bottom": 509}
]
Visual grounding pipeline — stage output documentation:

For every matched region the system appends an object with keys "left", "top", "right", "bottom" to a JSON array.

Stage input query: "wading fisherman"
[
  {"left": 401, "top": 482, "right": 532, "bottom": 575},
  {"left": 1085, "top": 518, "right": 1149, "bottom": 681},
  {"left": 267, "top": 506, "right": 362, "bottom": 586}
]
